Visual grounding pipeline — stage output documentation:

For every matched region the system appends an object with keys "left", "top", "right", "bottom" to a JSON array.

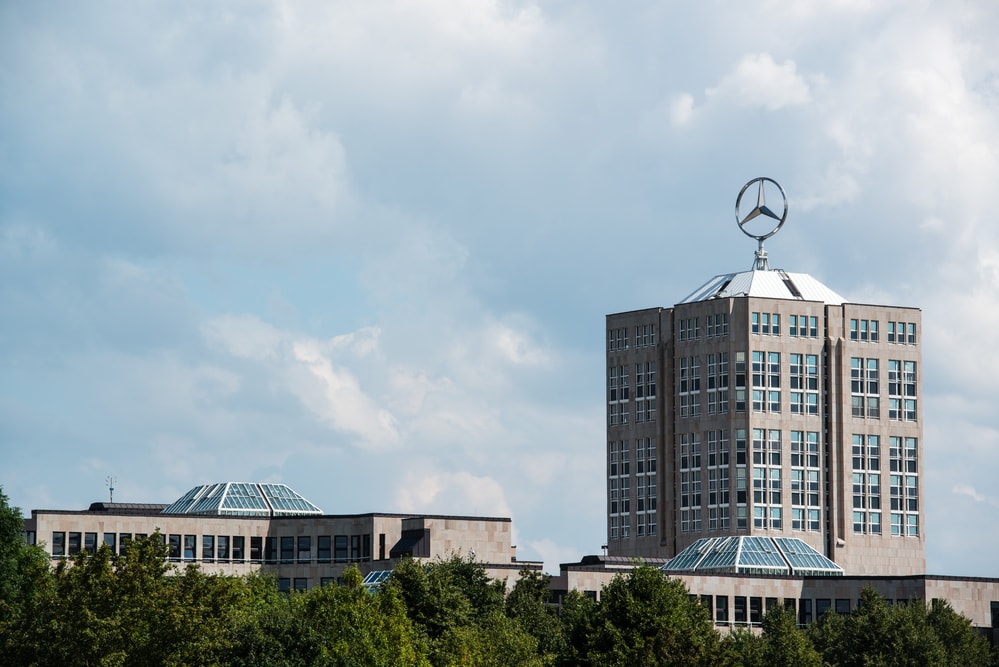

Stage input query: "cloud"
[
  {"left": 706, "top": 53, "right": 812, "bottom": 110},
  {"left": 951, "top": 484, "right": 995, "bottom": 506},
  {"left": 395, "top": 469, "right": 513, "bottom": 519}
]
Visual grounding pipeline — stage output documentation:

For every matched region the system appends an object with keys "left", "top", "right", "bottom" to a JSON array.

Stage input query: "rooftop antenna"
[
  {"left": 105, "top": 476, "right": 116, "bottom": 503},
  {"left": 735, "top": 177, "right": 788, "bottom": 271}
]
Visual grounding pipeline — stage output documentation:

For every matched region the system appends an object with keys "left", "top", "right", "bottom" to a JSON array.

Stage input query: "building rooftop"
[
  {"left": 161, "top": 482, "right": 324, "bottom": 517},
  {"left": 679, "top": 269, "right": 846, "bottom": 305},
  {"left": 661, "top": 536, "right": 844, "bottom": 577}
]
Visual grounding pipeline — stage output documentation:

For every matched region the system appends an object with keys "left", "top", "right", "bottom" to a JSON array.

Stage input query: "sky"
[{"left": 2, "top": 0, "right": 998, "bottom": 576}]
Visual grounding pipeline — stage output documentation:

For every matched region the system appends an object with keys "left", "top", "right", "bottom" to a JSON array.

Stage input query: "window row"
[
  {"left": 706, "top": 595, "right": 860, "bottom": 627},
  {"left": 681, "top": 506, "right": 751, "bottom": 532},
  {"left": 751, "top": 313, "right": 820, "bottom": 338},
  {"left": 48, "top": 531, "right": 379, "bottom": 564},
  {"left": 608, "top": 324, "right": 658, "bottom": 350},
  {"left": 609, "top": 512, "right": 657, "bottom": 539},
  {"left": 850, "top": 319, "right": 917, "bottom": 345},
  {"left": 608, "top": 439, "right": 657, "bottom": 477}
]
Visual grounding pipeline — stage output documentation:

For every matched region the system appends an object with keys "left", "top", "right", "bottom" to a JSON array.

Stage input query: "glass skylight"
[
  {"left": 661, "top": 536, "right": 843, "bottom": 576},
  {"left": 161, "top": 483, "right": 323, "bottom": 517}
]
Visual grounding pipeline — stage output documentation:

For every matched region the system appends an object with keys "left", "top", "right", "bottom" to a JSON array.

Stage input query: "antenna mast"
[{"left": 106, "top": 476, "right": 116, "bottom": 503}]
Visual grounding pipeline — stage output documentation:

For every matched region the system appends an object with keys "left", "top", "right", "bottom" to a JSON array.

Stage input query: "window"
[
  {"left": 103, "top": 533, "right": 116, "bottom": 553},
  {"left": 678, "top": 356, "right": 701, "bottom": 418},
  {"left": 799, "top": 599, "right": 813, "bottom": 625},
  {"left": 317, "top": 536, "right": 331, "bottom": 563},
  {"left": 265, "top": 537, "right": 277, "bottom": 563},
  {"left": 634, "top": 323, "right": 656, "bottom": 347},
  {"left": 168, "top": 534, "right": 181, "bottom": 560},
  {"left": 52, "top": 531, "right": 66, "bottom": 557},
  {"left": 751, "top": 351, "right": 780, "bottom": 412},
  {"left": 750, "top": 597, "right": 763, "bottom": 624},
  {"left": 218, "top": 535, "right": 230, "bottom": 561},
  {"left": 279, "top": 536, "right": 293, "bottom": 563},
  {"left": 752, "top": 429, "right": 783, "bottom": 529},
  {"left": 707, "top": 313, "right": 729, "bottom": 337},
  {"left": 751, "top": 312, "right": 781, "bottom": 336},
  {"left": 734, "top": 596, "right": 747, "bottom": 624},
  {"left": 233, "top": 536, "right": 245, "bottom": 562},
  {"left": 851, "top": 357, "right": 879, "bottom": 419},
  {"left": 888, "top": 442, "right": 919, "bottom": 537},
  {"left": 85, "top": 532, "right": 97, "bottom": 554},
  {"left": 119, "top": 533, "right": 131, "bottom": 556},
  {"left": 335, "top": 535, "right": 348, "bottom": 562},
  {"left": 298, "top": 536, "right": 312, "bottom": 563},
  {"left": 851, "top": 435, "right": 881, "bottom": 534},
  {"left": 635, "top": 361, "right": 656, "bottom": 422},
  {"left": 250, "top": 536, "right": 263, "bottom": 562},
  {"left": 183, "top": 535, "right": 196, "bottom": 560},
  {"left": 716, "top": 596, "right": 729, "bottom": 623},
  {"left": 850, "top": 318, "right": 878, "bottom": 342},
  {"left": 607, "top": 327, "right": 628, "bottom": 351},
  {"left": 294, "top": 578, "right": 308, "bottom": 592},
  {"left": 202, "top": 535, "right": 215, "bottom": 561}
]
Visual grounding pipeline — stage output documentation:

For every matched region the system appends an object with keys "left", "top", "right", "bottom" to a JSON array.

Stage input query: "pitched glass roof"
[
  {"left": 362, "top": 570, "right": 393, "bottom": 592},
  {"left": 679, "top": 269, "right": 846, "bottom": 305},
  {"left": 161, "top": 483, "right": 323, "bottom": 517},
  {"left": 661, "top": 536, "right": 843, "bottom": 577}
]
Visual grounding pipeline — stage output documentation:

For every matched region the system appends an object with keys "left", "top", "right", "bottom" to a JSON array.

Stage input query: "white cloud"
[
  {"left": 952, "top": 484, "right": 992, "bottom": 505},
  {"left": 395, "top": 469, "right": 513, "bottom": 519},
  {"left": 669, "top": 92, "right": 695, "bottom": 127},
  {"left": 706, "top": 53, "right": 812, "bottom": 110},
  {"left": 291, "top": 339, "right": 401, "bottom": 448}
]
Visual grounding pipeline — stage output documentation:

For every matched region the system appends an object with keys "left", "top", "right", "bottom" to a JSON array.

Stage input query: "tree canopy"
[{"left": 1, "top": 488, "right": 995, "bottom": 666}]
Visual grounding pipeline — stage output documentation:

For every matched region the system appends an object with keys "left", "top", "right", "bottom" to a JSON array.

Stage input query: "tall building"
[{"left": 605, "top": 178, "right": 924, "bottom": 576}]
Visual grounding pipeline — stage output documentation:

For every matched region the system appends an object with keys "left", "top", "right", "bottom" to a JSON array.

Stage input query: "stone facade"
[{"left": 605, "top": 278, "right": 925, "bottom": 577}]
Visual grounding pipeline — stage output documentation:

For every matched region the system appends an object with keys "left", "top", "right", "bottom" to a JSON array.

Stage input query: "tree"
[
  {"left": 0, "top": 486, "right": 51, "bottom": 606},
  {"left": 555, "top": 589, "right": 597, "bottom": 667},
  {"left": 387, "top": 555, "right": 542, "bottom": 666},
  {"left": 0, "top": 486, "right": 54, "bottom": 667},
  {"left": 506, "top": 568, "right": 566, "bottom": 664},
  {"left": 294, "top": 564, "right": 427, "bottom": 666},
  {"left": 806, "top": 587, "right": 995, "bottom": 667},
  {"left": 584, "top": 566, "right": 723, "bottom": 666},
  {"left": 758, "top": 604, "right": 821, "bottom": 667},
  {"left": 719, "top": 627, "right": 764, "bottom": 667}
]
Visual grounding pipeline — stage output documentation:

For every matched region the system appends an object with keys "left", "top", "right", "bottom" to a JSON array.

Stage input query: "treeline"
[{"left": 1, "top": 491, "right": 996, "bottom": 666}]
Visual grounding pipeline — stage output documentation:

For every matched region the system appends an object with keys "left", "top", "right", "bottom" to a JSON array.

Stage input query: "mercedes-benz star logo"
[{"left": 735, "top": 177, "right": 788, "bottom": 241}]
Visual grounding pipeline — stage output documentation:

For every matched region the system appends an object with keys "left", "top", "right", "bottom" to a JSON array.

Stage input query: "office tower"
[{"left": 605, "top": 179, "right": 924, "bottom": 575}]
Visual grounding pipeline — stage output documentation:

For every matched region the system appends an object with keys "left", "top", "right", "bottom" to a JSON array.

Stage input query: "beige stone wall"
[{"left": 828, "top": 303, "right": 924, "bottom": 575}]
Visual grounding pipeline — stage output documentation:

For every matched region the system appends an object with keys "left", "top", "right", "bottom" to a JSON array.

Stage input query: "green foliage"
[
  {"left": 387, "top": 555, "right": 541, "bottom": 666},
  {"left": 0, "top": 487, "right": 56, "bottom": 667},
  {"left": 807, "top": 587, "right": 995, "bottom": 667},
  {"left": 3, "top": 518, "right": 993, "bottom": 667},
  {"left": 554, "top": 589, "right": 597, "bottom": 667},
  {"left": 582, "top": 566, "right": 723, "bottom": 666},
  {"left": 758, "top": 604, "right": 821, "bottom": 667},
  {"left": 293, "top": 565, "right": 428, "bottom": 666},
  {"left": 720, "top": 627, "right": 765, "bottom": 667}
]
